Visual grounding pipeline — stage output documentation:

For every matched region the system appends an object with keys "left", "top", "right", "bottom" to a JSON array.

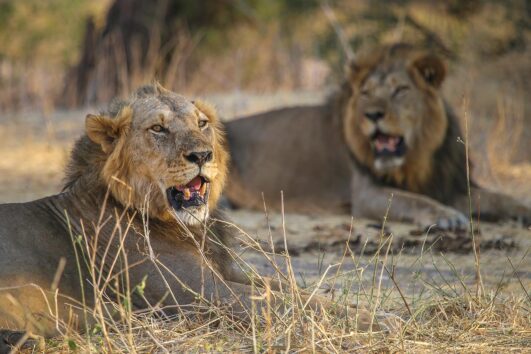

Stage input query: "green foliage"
[
  {"left": 0, "top": 0, "right": 329, "bottom": 68},
  {"left": 0, "top": 0, "right": 106, "bottom": 65},
  {"left": 67, "top": 338, "right": 78, "bottom": 350},
  {"left": 134, "top": 275, "right": 147, "bottom": 296},
  {"left": 1, "top": 0, "right": 527, "bottom": 107},
  {"left": 158, "top": 0, "right": 322, "bottom": 50}
]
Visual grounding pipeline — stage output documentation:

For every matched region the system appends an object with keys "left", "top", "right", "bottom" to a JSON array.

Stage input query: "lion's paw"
[{"left": 423, "top": 207, "right": 468, "bottom": 232}]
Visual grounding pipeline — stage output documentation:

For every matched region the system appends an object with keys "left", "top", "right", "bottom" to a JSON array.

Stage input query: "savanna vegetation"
[{"left": 0, "top": 0, "right": 529, "bottom": 352}]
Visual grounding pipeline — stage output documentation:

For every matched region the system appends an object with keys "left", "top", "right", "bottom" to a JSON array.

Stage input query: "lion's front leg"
[
  {"left": 453, "top": 187, "right": 531, "bottom": 225},
  {"left": 351, "top": 172, "right": 468, "bottom": 230},
  {"left": 147, "top": 249, "right": 396, "bottom": 332}
]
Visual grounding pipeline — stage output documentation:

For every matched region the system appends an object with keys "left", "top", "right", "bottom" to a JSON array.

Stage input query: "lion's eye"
[
  {"left": 198, "top": 120, "right": 208, "bottom": 129},
  {"left": 150, "top": 124, "right": 165, "bottom": 133},
  {"left": 360, "top": 89, "right": 370, "bottom": 97},
  {"left": 393, "top": 85, "right": 410, "bottom": 97}
]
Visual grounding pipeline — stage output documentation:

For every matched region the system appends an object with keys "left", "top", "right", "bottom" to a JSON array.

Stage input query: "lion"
[
  {"left": 225, "top": 43, "right": 530, "bottom": 229},
  {"left": 0, "top": 84, "right": 393, "bottom": 352}
]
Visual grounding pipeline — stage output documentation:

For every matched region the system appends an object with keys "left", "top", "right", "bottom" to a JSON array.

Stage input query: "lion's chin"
[
  {"left": 374, "top": 156, "right": 405, "bottom": 172},
  {"left": 169, "top": 205, "right": 210, "bottom": 226}
]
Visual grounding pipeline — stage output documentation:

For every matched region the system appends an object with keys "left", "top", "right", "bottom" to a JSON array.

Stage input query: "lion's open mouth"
[
  {"left": 370, "top": 131, "right": 406, "bottom": 157},
  {"left": 166, "top": 176, "right": 210, "bottom": 211}
]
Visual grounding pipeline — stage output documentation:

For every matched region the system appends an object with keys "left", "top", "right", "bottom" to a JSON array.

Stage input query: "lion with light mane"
[
  {"left": 0, "top": 84, "right": 390, "bottom": 350},
  {"left": 226, "top": 44, "right": 530, "bottom": 229}
]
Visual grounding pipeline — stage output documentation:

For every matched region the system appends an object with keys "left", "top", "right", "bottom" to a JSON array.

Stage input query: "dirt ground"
[{"left": 0, "top": 94, "right": 529, "bottom": 303}]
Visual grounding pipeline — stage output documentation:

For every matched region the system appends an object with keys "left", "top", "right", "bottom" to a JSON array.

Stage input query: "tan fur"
[
  {"left": 0, "top": 85, "right": 390, "bottom": 347},
  {"left": 81, "top": 91, "right": 228, "bottom": 223},
  {"left": 344, "top": 45, "right": 449, "bottom": 194},
  {"left": 192, "top": 99, "right": 229, "bottom": 209},
  {"left": 226, "top": 44, "right": 531, "bottom": 228}
]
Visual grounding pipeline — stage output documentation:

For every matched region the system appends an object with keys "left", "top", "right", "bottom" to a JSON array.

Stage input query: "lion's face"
[
  {"left": 86, "top": 85, "right": 228, "bottom": 225},
  {"left": 343, "top": 45, "right": 448, "bottom": 184}
]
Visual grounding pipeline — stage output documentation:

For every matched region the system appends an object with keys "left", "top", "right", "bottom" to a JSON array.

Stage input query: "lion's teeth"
[
  {"left": 184, "top": 188, "right": 191, "bottom": 200},
  {"left": 199, "top": 182, "right": 207, "bottom": 197}
]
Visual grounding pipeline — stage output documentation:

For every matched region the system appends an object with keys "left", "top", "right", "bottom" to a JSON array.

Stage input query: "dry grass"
[
  {"left": 13, "top": 206, "right": 530, "bottom": 353},
  {"left": 9, "top": 189, "right": 530, "bottom": 354}
]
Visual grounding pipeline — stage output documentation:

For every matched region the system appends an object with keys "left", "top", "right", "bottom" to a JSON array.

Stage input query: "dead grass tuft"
[{"left": 11, "top": 196, "right": 530, "bottom": 353}]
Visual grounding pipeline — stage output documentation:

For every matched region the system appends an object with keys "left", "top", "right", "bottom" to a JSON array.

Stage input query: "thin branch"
[{"left": 320, "top": 1, "right": 355, "bottom": 61}]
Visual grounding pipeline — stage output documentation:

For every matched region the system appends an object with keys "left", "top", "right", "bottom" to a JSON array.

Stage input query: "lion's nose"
[
  {"left": 185, "top": 150, "right": 213, "bottom": 166},
  {"left": 364, "top": 110, "right": 385, "bottom": 122}
]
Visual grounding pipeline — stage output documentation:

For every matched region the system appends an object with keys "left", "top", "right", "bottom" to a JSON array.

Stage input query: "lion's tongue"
[
  {"left": 375, "top": 135, "right": 399, "bottom": 152},
  {"left": 186, "top": 176, "right": 202, "bottom": 191},
  {"left": 177, "top": 177, "right": 202, "bottom": 191},
  {"left": 176, "top": 176, "right": 203, "bottom": 201}
]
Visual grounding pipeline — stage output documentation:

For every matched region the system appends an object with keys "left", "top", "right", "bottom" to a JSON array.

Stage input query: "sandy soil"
[{"left": 0, "top": 97, "right": 529, "bottom": 301}]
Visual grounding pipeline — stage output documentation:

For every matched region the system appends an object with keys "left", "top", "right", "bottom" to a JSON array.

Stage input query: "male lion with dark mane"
[
  {"left": 0, "top": 84, "right": 390, "bottom": 351},
  {"left": 225, "top": 44, "right": 530, "bottom": 229}
]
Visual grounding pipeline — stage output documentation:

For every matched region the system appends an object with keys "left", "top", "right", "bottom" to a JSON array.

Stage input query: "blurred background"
[{"left": 0, "top": 0, "right": 529, "bottom": 202}]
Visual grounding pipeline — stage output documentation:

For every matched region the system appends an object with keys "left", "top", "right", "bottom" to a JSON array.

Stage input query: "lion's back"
[
  {"left": 0, "top": 199, "right": 75, "bottom": 283},
  {"left": 225, "top": 105, "right": 352, "bottom": 213}
]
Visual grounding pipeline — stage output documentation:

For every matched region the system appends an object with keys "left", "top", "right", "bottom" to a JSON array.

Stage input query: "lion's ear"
[
  {"left": 412, "top": 54, "right": 446, "bottom": 88},
  {"left": 192, "top": 99, "right": 218, "bottom": 122},
  {"left": 153, "top": 81, "right": 172, "bottom": 95},
  {"left": 86, "top": 114, "right": 117, "bottom": 153},
  {"left": 86, "top": 108, "right": 132, "bottom": 153}
]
